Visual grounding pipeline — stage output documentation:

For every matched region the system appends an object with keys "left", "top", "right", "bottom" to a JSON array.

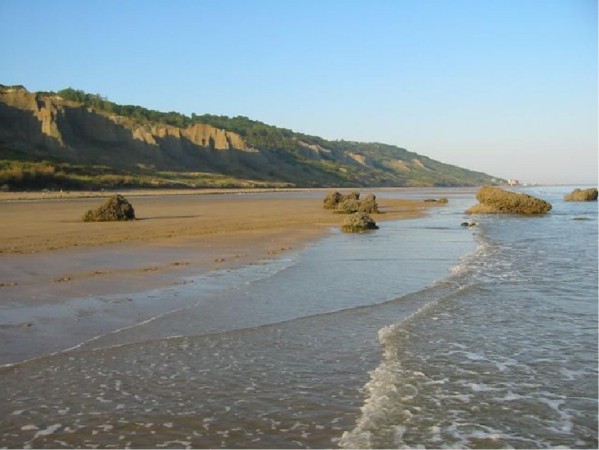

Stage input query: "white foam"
[
  {"left": 559, "top": 367, "right": 587, "bottom": 381},
  {"left": 461, "top": 351, "right": 487, "bottom": 361},
  {"left": 392, "top": 425, "right": 407, "bottom": 444},
  {"left": 32, "top": 423, "right": 62, "bottom": 439},
  {"left": 156, "top": 440, "right": 191, "bottom": 448},
  {"left": 467, "top": 382, "right": 498, "bottom": 393}
]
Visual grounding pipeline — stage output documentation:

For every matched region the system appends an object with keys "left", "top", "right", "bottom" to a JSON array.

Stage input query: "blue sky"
[{"left": 0, "top": 0, "right": 596, "bottom": 184}]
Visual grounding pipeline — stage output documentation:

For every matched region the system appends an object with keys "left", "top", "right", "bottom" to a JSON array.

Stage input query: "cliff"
[
  {"left": 0, "top": 85, "right": 503, "bottom": 189},
  {"left": 0, "top": 86, "right": 250, "bottom": 158}
]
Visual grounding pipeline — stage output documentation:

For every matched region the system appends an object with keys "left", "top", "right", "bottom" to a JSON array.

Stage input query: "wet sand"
[
  {"left": 0, "top": 190, "right": 435, "bottom": 364},
  {"left": 0, "top": 189, "right": 432, "bottom": 270}
]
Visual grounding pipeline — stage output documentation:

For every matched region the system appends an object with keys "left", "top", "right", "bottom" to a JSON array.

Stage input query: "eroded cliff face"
[
  {"left": 183, "top": 123, "right": 248, "bottom": 151},
  {"left": 0, "top": 86, "right": 249, "bottom": 154},
  {"left": 0, "top": 86, "right": 65, "bottom": 145},
  {"left": 0, "top": 85, "right": 502, "bottom": 188}
]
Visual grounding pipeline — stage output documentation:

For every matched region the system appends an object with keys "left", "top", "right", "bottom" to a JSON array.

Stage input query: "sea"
[{"left": 0, "top": 187, "right": 597, "bottom": 449}]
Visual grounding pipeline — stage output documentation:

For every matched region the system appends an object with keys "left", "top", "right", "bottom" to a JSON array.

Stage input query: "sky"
[{"left": 0, "top": 0, "right": 597, "bottom": 184}]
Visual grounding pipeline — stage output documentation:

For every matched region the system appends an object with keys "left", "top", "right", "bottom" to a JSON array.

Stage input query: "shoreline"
[
  {"left": 0, "top": 189, "right": 484, "bottom": 450},
  {"left": 0, "top": 187, "right": 307, "bottom": 202},
  {"left": 0, "top": 190, "right": 440, "bottom": 365},
  {"left": 0, "top": 190, "right": 435, "bottom": 297}
]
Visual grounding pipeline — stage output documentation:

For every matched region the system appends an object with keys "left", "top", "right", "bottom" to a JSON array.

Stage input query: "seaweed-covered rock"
[
  {"left": 341, "top": 212, "right": 379, "bottom": 233},
  {"left": 564, "top": 188, "right": 598, "bottom": 202},
  {"left": 424, "top": 197, "right": 448, "bottom": 204},
  {"left": 82, "top": 194, "right": 136, "bottom": 222},
  {"left": 466, "top": 186, "right": 552, "bottom": 215},
  {"left": 359, "top": 194, "right": 379, "bottom": 214},
  {"left": 337, "top": 197, "right": 361, "bottom": 214},
  {"left": 325, "top": 191, "right": 380, "bottom": 215},
  {"left": 323, "top": 191, "right": 343, "bottom": 209}
]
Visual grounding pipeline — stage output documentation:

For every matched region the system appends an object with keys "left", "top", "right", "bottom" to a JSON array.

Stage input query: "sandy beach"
[
  {"left": 0, "top": 189, "right": 436, "bottom": 364},
  {"left": 0, "top": 189, "right": 431, "bottom": 254}
]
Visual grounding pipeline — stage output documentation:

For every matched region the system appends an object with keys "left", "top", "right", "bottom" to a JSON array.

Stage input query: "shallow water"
[
  {"left": 341, "top": 186, "right": 598, "bottom": 448},
  {"left": 1, "top": 187, "right": 597, "bottom": 448}
]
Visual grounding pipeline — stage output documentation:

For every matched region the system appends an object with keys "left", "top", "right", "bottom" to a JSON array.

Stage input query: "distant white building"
[{"left": 507, "top": 179, "right": 519, "bottom": 186}]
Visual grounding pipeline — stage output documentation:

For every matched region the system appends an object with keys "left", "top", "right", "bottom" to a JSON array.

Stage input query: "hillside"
[{"left": 0, "top": 85, "right": 503, "bottom": 190}]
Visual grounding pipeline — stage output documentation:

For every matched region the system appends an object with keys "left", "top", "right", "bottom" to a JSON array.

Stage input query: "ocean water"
[
  {"left": 0, "top": 187, "right": 596, "bottom": 448},
  {"left": 340, "top": 187, "right": 598, "bottom": 448}
]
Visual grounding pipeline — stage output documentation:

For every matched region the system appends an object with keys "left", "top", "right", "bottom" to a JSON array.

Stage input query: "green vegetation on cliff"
[
  {"left": 57, "top": 88, "right": 194, "bottom": 129},
  {"left": 56, "top": 88, "right": 311, "bottom": 152},
  {"left": 0, "top": 85, "right": 504, "bottom": 190}
]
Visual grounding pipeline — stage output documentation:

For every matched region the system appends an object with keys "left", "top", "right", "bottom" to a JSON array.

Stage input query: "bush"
[
  {"left": 0, "top": 163, "right": 58, "bottom": 188},
  {"left": 341, "top": 212, "right": 379, "bottom": 233},
  {"left": 82, "top": 194, "right": 136, "bottom": 222}
]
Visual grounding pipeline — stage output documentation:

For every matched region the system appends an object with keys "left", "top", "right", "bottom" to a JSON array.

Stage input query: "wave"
[
  {"left": 338, "top": 284, "right": 478, "bottom": 449},
  {"left": 339, "top": 232, "right": 487, "bottom": 449}
]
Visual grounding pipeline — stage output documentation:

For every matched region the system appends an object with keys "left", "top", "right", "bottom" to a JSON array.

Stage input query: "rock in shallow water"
[
  {"left": 341, "top": 212, "right": 379, "bottom": 233},
  {"left": 466, "top": 186, "right": 552, "bottom": 215},
  {"left": 564, "top": 188, "right": 598, "bottom": 202}
]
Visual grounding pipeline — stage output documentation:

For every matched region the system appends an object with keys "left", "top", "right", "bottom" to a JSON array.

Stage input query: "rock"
[
  {"left": 424, "top": 197, "right": 448, "bottom": 204},
  {"left": 564, "top": 188, "right": 598, "bottom": 202},
  {"left": 326, "top": 191, "right": 379, "bottom": 214},
  {"left": 337, "top": 197, "right": 361, "bottom": 214},
  {"left": 344, "top": 191, "right": 360, "bottom": 201},
  {"left": 461, "top": 221, "right": 477, "bottom": 227},
  {"left": 358, "top": 194, "right": 379, "bottom": 214},
  {"left": 341, "top": 212, "right": 379, "bottom": 233},
  {"left": 323, "top": 191, "right": 343, "bottom": 209},
  {"left": 466, "top": 186, "right": 552, "bottom": 215},
  {"left": 82, "top": 194, "right": 136, "bottom": 222},
  {"left": 335, "top": 192, "right": 360, "bottom": 213}
]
